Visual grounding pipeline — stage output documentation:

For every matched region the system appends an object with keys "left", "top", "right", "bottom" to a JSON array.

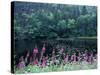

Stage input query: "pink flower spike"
[
  {"left": 18, "top": 56, "right": 25, "bottom": 69},
  {"left": 40, "top": 56, "right": 47, "bottom": 68},
  {"left": 64, "top": 54, "right": 68, "bottom": 64},
  {"left": 33, "top": 59, "right": 38, "bottom": 65},
  {"left": 18, "top": 61, "right": 25, "bottom": 69},
  {"left": 73, "top": 53, "right": 77, "bottom": 64},
  {"left": 42, "top": 44, "right": 46, "bottom": 52},
  {"left": 33, "top": 48, "right": 38, "bottom": 54},
  {"left": 71, "top": 55, "right": 74, "bottom": 61},
  {"left": 40, "top": 62, "right": 46, "bottom": 68}
]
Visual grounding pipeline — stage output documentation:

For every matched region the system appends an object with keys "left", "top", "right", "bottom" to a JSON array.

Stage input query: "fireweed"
[
  {"left": 15, "top": 44, "right": 97, "bottom": 73},
  {"left": 18, "top": 56, "right": 25, "bottom": 70}
]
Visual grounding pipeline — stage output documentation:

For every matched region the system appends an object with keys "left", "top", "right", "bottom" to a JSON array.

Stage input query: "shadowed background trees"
[{"left": 13, "top": 2, "right": 97, "bottom": 40}]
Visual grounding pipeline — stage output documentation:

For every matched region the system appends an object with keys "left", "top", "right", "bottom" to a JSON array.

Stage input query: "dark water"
[{"left": 15, "top": 38, "right": 97, "bottom": 55}]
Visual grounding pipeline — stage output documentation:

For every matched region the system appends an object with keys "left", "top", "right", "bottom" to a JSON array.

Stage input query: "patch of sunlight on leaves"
[
  {"left": 30, "top": 65, "right": 41, "bottom": 73},
  {"left": 42, "top": 66, "right": 50, "bottom": 72}
]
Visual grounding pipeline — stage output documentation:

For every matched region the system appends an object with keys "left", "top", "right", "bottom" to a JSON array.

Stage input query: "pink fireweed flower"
[
  {"left": 18, "top": 56, "right": 25, "bottom": 69},
  {"left": 64, "top": 54, "right": 68, "bottom": 64},
  {"left": 43, "top": 56, "right": 48, "bottom": 63},
  {"left": 89, "top": 53, "right": 93, "bottom": 64},
  {"left": 73, "top": 53, "right": 77, "bottom": 64},
  {"left": 40, "top": 57, "right": 47, "bottom": 68},
  {"left": 19, "top": 56, "right": 24, "bottom": 62},
  {"left": 18, "top": 61, "right": 25, "bottom": 69},
  {"left": 45, "top": 56, "right": 48, "bottom": 60},
  {"left": 70, "top": 54, "right": 74, "bottom": 64},
  {"left": 85, "top": 56, "right": 88, "bottom": 62},
  {"left": 78, "top": 52, "right": 81, "bottom": 57},
  {"left": 33, "top": 47, "right": 38, "bottom": 61},
  {"left": 33, "top": 59, "right": 38, "bottom": 65},
  {"left": 33, "top": 47, "right": 38, "bottom": 54},
  {"left": 39, "top": 45, "right": 46, "bottom": 63},
  {"left": 42, "top": 44, "right": 46, "bottom": 53},
  {"left": 71, "top": 55, "right": 74, "bottom": 61},
  {"left": 78, "top": 52, "right": 81, "bottom": 61},
  {"left": 83, "top": 52, "right": 88, "bottom": 62},
  {"left": 40, "top": 61, "right": 46, "bottom": 68}
]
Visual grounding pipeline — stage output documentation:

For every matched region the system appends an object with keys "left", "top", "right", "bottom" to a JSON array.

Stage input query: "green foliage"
[
  {"left": 77, "top": 14, "right": 97, "bottom": 36},
  {"left": 67, "top": 19, "right": 76, "bottom": 28},
  {"left": 15, "top": 61, "right": 97, "bottom": 74},
  {"left": 13, "top": 2, "right": 97, "bottom": 40}
]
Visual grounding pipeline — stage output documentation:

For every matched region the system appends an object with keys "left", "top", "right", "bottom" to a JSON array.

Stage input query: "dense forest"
[{"left": 13, "top": 2, "right": 97, "bottom": 40}]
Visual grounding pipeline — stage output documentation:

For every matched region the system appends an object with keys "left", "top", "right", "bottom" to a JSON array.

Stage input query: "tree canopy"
[{"left": 13, "top": 2, "right": 97, "bottom": 40}]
